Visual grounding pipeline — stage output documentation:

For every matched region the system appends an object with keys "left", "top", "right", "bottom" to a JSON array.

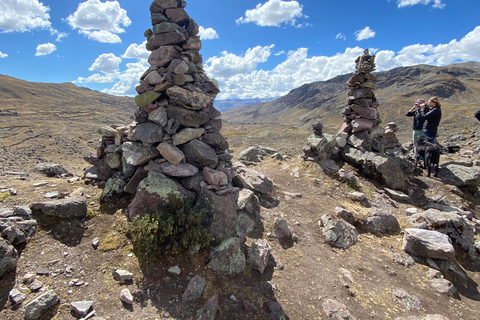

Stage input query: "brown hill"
[
  {"left": 0, "top": 75, "right": 135, "bottom": 173},
  {"left": 222, "top": 62, "right": 480, "bottom": 141}
]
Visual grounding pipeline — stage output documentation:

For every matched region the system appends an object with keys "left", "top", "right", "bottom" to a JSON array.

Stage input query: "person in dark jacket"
[
  {"left": 475, "top": 109, "right": 480, "bottom": 121},
  {"left": 420, "top": 96, "right": 442, "bottom": 143},
  {"left": 406, "top": 98, "right": 429, "bottom": 158}
]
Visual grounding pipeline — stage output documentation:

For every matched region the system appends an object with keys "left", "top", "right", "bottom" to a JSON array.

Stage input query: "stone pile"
[
  {"left": 83, "top": 0, "right": 272, "bottom": 243},
  {"left": 340, "top": 49, "right": 380, "bottom": 136},
  {"left": 302, "top": 121, "right": 336, "bottom": 161},
  {"left": 384, "top": 122, "right": 401, "bottom": 151}
]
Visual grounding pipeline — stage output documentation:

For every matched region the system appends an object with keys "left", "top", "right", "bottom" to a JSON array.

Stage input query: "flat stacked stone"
[
  {"left": 340, "top": 49, "right": 380, "bottom": 135},
  {"left": 83, "top": 0, "right": 238, "bottom": 241},
  {"left": 384, "top": 122, "right": 401, "bottom": 150}
]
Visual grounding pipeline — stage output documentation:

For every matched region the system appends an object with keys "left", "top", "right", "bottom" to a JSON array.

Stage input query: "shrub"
[{"left": 127, "top": 192, "right": 211, "bottom": 255}]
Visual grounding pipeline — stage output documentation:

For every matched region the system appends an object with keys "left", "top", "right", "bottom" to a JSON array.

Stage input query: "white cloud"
[
  {"left": 199, "top": 26, "right": 219, "bottom": 40},
  {"left": 236, "top": 0, "right": 304, "bottom": 27},
  {"left": 66, "top": 0, "right": 131, "bottom": 43},
  {"left": 0, "top": 51, "right": 7, "bottom": 58},
  {"left": 80, "top": 30, "right": 122, "bottom": 44},
  {"left": 336, "top": 33, "right": 346, "bottom": 40},
  {"left": 35, "top": 43, "right": 56, "bottom": 56},
  {"left": 0, "top": 0, "right": 51, "bottom": 33},
  {"left": 275, "top": 51, "right": 286, "bottom": 56},
  {"left": 205, "top": 45, "right": 275, "bottom": 78},
  {"left": 89, "top": 53, "right": 122, "bottom": 74},
  {"left": 396, "top": 0, "right": 446, "bottom": 9},
  {"left": 355, "top": 26, "right": 376, "bottom": 41},
  {"left": 122, "top": 41, "right": 149, "bottom": 59}
]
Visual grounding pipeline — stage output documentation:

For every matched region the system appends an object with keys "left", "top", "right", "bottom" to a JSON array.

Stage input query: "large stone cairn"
[
  {"left": 339, "top": 49, "right": 380, "bottom": 137},
  {"left": 84, "top": 0, "right": 241, "bottom": 241}
]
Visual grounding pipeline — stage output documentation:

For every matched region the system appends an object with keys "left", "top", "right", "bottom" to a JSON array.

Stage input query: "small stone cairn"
[
  {"left": 384, "top": 122, "right": 402, "bottom": 152},
  {"left": 83, "top": 0, "right": 245, "bottom": 241},
  {"left": 302, "top": 121, "right": 336, "bottom": 161},
  {"left": 339, "top": 49, "right": 381, "bottom": 137}
]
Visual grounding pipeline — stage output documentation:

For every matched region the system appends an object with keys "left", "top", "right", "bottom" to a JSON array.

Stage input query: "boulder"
[
  {"left": 438, "top": 163, "right": 480, "bottom": 187},
  {"left": 407, "top": 209, "right": 475, "bottom": 253},
  {"left": 0, "top": 238, "right": 18, "bottom": 277},
  {"left": 182, "top": 275, "right": 205, "bottom": 301},
  {"left": 402, "top": 228, "right": 455, "bottom": 261},
  {"left": 233, "top": 167, "right": 274, "bottom": 194},
  {"left": 319, "top": 214, "right": 359, "bottom": 249},
  {"left": 200, "top": 188, "right": 238, "bottom": 241},
  {"left": 20, "top": 290, "right": 59, "bottom": 320},
  {"left": 30, "top": 196, "right": 87, "bottom": 218},
  {"left": 207, "top": 237, "right": 246, "bottom": 275},
  {"left": 196, "top": 295, "right": 218, "bottom": 320},
  {"left": 35, "top": 163, "right": 69, "bottom": 177},
  {"left": 238, "top": 146, "right": 277, "bottom": 162},
  {"left": 248, "top": 239, "right": 271, "bottom": 274},
  {"left": 122, "top": 142, "right": 160, "bottom": 166},
  {"left": 180, "top": 140, "right": 218, "bottom": 169},
  {"left": 365, "top": 210, "right": 400, "bottom": 235},
  {"left": 148, "top": 45, "right": 180, "bottom": 65},
  {"left": 128, "top": 171, "right": 195, "bottom": 220}
]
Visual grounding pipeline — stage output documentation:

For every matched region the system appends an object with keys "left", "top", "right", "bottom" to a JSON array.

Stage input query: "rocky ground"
[{"left": 1, "top": 122, "right": 480, "bottom": 320}]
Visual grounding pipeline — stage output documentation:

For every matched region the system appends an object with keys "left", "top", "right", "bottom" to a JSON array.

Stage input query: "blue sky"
[{"left": 0, "top": 0, "right": 479, "bottom": 100}]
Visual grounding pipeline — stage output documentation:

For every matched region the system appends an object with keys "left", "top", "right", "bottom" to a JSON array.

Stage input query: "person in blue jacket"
[
  {"left": 420, "top": 96, "right": 442, "bottom": 143},
  {"left": 406, "top": 98, "right": 429, "bottom": 158}
]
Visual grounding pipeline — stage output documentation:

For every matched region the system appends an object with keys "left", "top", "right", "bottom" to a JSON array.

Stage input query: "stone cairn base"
[{"left": 83, "top": 0, "right": 250, "bottom": 242}]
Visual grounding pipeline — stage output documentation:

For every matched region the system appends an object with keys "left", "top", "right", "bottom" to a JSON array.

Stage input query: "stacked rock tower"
[
  {"left": 85, "top": 0, "right": 240, "bottom": 241},
  {"left": 339, "top": 49, "right": 380, "bottom": 135}
]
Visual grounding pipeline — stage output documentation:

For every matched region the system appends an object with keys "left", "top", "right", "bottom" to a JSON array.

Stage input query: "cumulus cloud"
[
  {"left": 0, "top": 51, "right": 8, "bottom": 58},
  {"left": 65, "top": 0, "right": 131, "bottom": 43},
  {"left": 396, "top": 0, "right": 446, "bottom": 9},
  {"left": 355, "top": 26, "right": 376, "bottom": 41},
  {"left": 0, "top": 0, "right": 66, "bottom": 40},
  {"left": 205, "top": 45, "right": 275, "bottom": 78},
  {"left": 199, "top": 26, "right": 219, "bottom": 40},
  {"left": 89, "top": 53, "right": 122, "bottom": 74},
  {"left": 122, "top": 41, "right": 149, "bottom": 59},
  {"left": 336, "top": 33, "right": 346, "bottom": 40},
  {"left": 35, "top": 43, "right": 57, "bottom": 56},
  {"left": 236, "top": 0, "right": 304, "bottom": 27}
]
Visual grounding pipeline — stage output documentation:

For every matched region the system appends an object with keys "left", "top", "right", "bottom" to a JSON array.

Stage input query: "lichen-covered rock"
[
  {"left": 182, "top": 275, "right": 205, "bottom": 301},
  {"left": 0, "top": 238, "right": 18, "bottom": 278},
  {"left": 319, "top": 214, "right": 359, "bottom": 249},
  {"left": 30, "top": 196, "right": 87, "bottom": 218},
  {"left": 207, "top": 237, "right": 246, "bottom": 275}
]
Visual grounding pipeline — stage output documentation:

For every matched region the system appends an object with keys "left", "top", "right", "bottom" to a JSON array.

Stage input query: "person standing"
[
  {"left": 406, "top": 98, "right": 428, "bottom": 158},
  {"left": 420, "top": 96, "right": 442, "bottom": 143}
]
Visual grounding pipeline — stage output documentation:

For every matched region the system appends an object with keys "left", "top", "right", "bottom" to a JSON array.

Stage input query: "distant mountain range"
[
  {"left": 214, "top": 98, "right": 277, "bottom": 113},
  {"left": 221, "top": 62, "right": 480, "bottom": 135}
]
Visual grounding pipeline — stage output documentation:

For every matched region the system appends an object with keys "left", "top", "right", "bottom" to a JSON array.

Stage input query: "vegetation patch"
[
  {"left": 127, "top": 193, "right": 211, "bottom": 255},
  {"left": 0, "top": 191, "right": 9, "bottom": 202}
]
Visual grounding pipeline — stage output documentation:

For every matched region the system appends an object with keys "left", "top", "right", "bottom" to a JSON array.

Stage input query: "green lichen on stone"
[
  {"left": 140, "top": 171, "right": 181, "bottom": 200},
  {"left": 135, "top": 91, "right": 161, "bottom": 108}
]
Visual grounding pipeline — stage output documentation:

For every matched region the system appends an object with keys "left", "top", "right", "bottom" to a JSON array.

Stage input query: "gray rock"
[
  {"left": 392, "top": 288, "right": 422, "bottom": 311},
  {"left": 196, "top": 295, "right": 218, "bottom": 320},
  {"left": 236, "top": 189, "right": 260, "bottom": 215},
  {"left": 30, "top": 196, "right": 87, "bottom": 218},
  {"left": 402, "top": 228, "right": 455, "bottom": 261},
  {"left": 203, "top": 167, "right": 228, "bottom": 186},
  {"left": 155, "top": 161, "right": 199, "bottom": 177},
  {"left": 202, "top": 133, "right": 229, "bottom": 151},
  {"left": 166, "top": 86, "right": 213, "bottom": 110},
  {"left": 122, "top": 141, "right": 160, "bottom": 166},
  {"left": 236, "top": 213, "right": 255, "bottom": 238},
  {"left": 0, "top": 220, "right": 26, "bottom": 246},
  {"left": 156, "top": 142, "right": 185, "bottom": 165},
  {"left": 20, "top": 290, "right": 59, "bottom": 320},
  {"left": 129, "top": 123, "right": 164, "bottom": 144},
  {"left": 105, "top": 153, "right": 122, "bottom": 169},
  {"left": 335, "top": 207, "right": 355, "bottom": 225},
  {"left": 120, "top": 288, "right": 133, "bottom": 304},
  {"left": 207, "top": 238, "right": 246, "bottom": 275},
  {"left": 322, "top": 299, "right": 357, "bottom": 319},
  {"left": 98, "top": 126, "right": 118, "bottom": 137},
  {"left": 180, "top": 140, "right": 218, "bottom": 169},
  {"left": 248, "top": 239, "right": 271, "bottom": 274},
  {"left": 273, "top": 219, "right": 291, "bottom": 239},
  {"left": 148, "top": 106, "right": 168, "bottom": 127},
  {"left": 407, "top": 209, "right": 475, "bottom": 253},
  {"left": 319, "top": 214, "right": 359, "bottom": 249},
  {"left": 201, "top": 187, "right": 238, "bottom": 241},
  {"left": 182, "top": 275, "right": 205, "bottom": 301},
  {"left": 35, "top": 163, "right": 69, "bottom": 177},
  {"left": 71, "top": 301, "right": 93, "bottom": 316},
  {"left": 9, "top": 288, "right": 26, "bottom": 305},
  {"left": 168, "top": 266, "right": 181, "bottom": 275},
  {"left": 172, "top": 128, "right": 205, "bottom": 146},
  {"left": 233, "top": 167, "right": 274, "bottom": 194},
  {"left": 365, "top": 210, "right": 400, "bottom": 235},
  {"left": 13, "top": 206, "right": 32, "bottom": 220},
  {"left": 384, "top": 188, "right": 410, "bottom": 203},
  {"left": 112, "top": 269, "right": 133, "bottom": 281},
  {"left": 166, "top": 105, "right": 209, "bottom": 128},
  {"left": 28, "top": 279, "right": 43, "bottom": 291},
  {"left": 438, "top": 163, "right": 480, "bottom": 187},
  {"left": 100, "top": 177, "right": 127, "bottom": 202},
  {"left": 238, "top": 146, "right": 277, "bottom": 162},
  {"left": 148, "top": 45, "right": 180, "bottom": 67},
  {"left": 83, "top": 166, "right": 108, "bottom": 181},
  {"left": 428, "top": 278, "right": 457, "bottom": 296},
  {"left": 405, "top": 208, "right": 419, "bottom": 216}
]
